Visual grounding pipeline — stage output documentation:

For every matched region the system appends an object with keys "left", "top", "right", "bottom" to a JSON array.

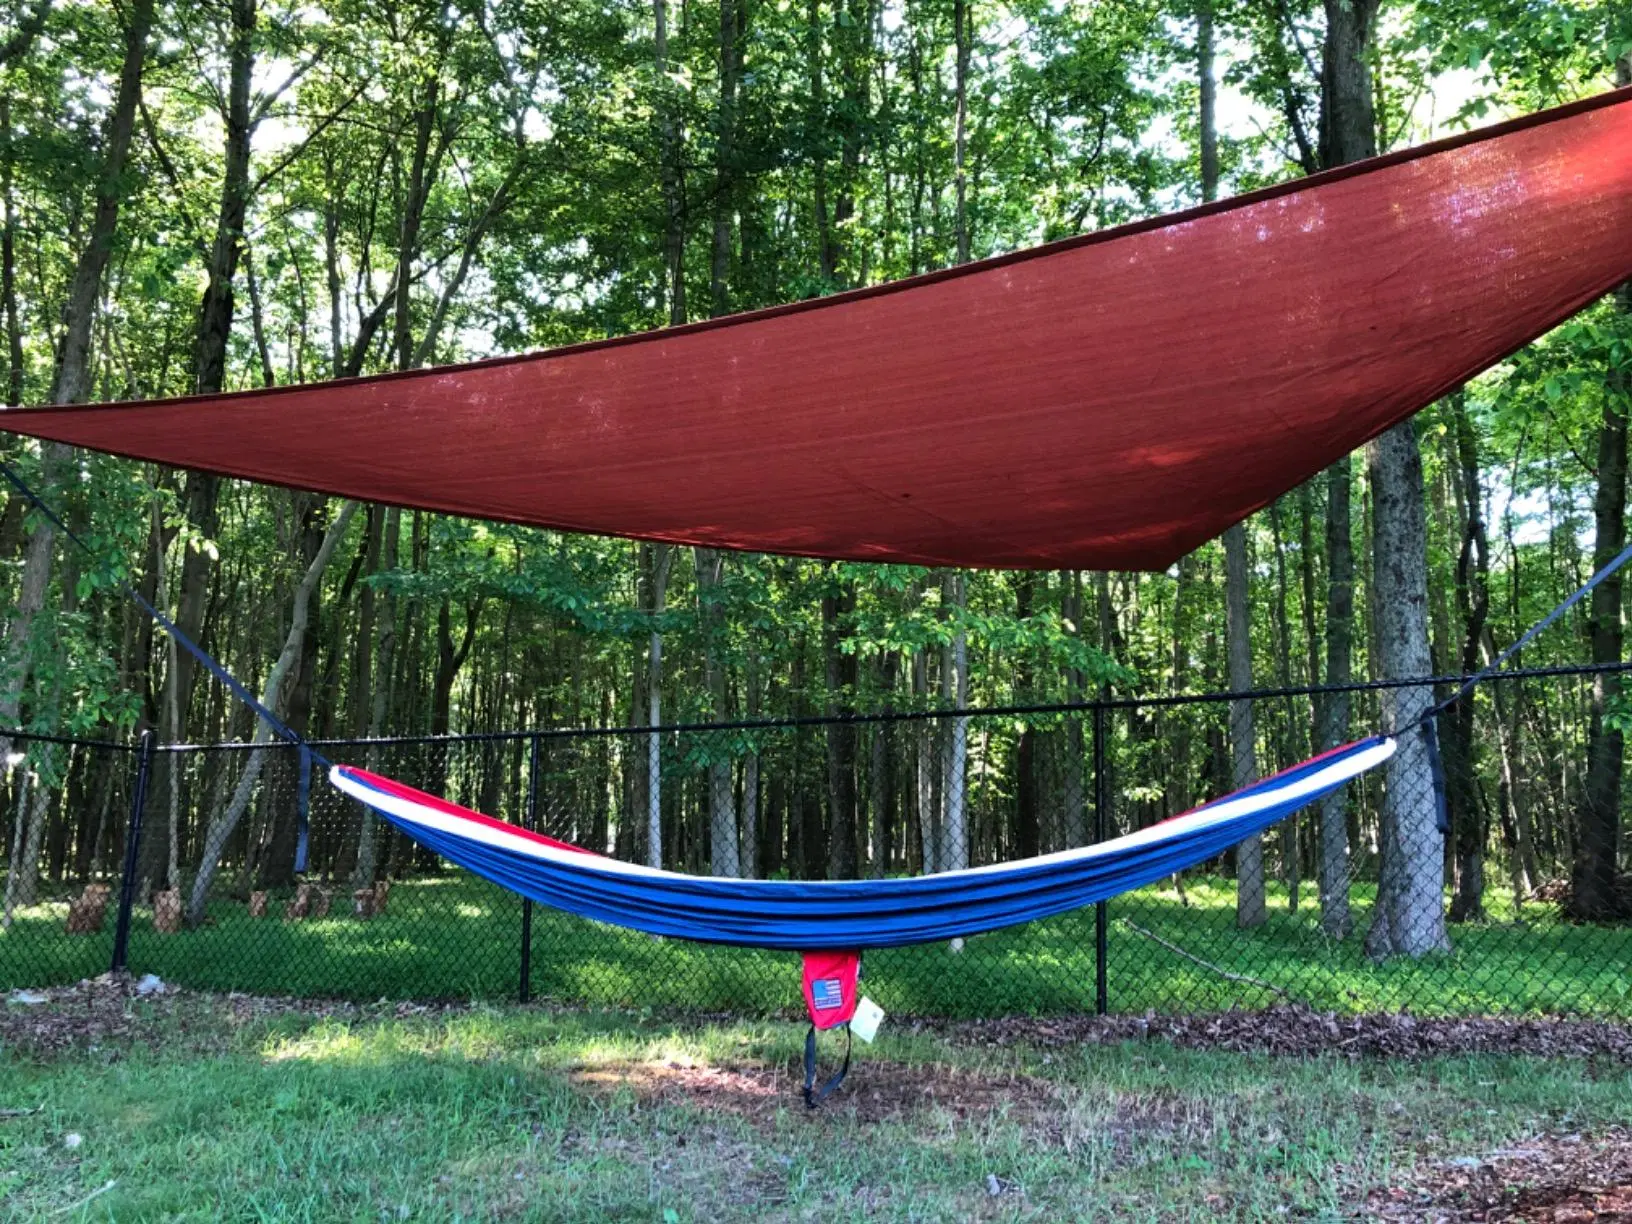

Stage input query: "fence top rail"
[
  {"left": 0, "top": 726, "right": 136, "bottom": 753},
  {"left": 153, "top": 658, "right": 1632, "bottom": 755}
]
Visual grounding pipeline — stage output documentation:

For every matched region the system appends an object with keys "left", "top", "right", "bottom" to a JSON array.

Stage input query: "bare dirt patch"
[
  {"left": 566, "top": 1054, "right": 1064, "bottom": 1128},
  {"left": 1363, "top": 1128, "right": 1632, "bottom": 1221},
  {"left": 934, "top": 1006, "right": 1632, "bottom": 1061}
]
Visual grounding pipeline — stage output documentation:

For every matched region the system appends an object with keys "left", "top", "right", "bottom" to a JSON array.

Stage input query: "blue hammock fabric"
[{"left": 330, "top": 736, "right": 1394, "bottom": 950}]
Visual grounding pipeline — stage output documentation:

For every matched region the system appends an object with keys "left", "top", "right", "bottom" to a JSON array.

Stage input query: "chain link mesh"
[{"left": 2, "top": 667, "right": 1628, "bottom": 1019}]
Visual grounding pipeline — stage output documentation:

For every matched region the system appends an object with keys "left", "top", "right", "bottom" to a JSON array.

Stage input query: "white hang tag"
[{"left": 849, "top": 997, "right": 885, "bottom": 1043}]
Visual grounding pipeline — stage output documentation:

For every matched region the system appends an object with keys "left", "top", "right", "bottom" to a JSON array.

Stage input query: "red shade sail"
[{"left": 5, "top": 89, "right": 1631, "bottom": 571}]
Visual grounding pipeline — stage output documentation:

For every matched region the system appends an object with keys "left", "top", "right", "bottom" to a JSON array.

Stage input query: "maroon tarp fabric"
[{"left": 5, "top": 90, "right": 1631, "bottom": 570}]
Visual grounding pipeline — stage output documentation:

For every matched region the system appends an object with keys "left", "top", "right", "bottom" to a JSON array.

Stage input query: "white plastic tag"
[{"left": 849, "top": 996, "right": 885, "bottom": 1043}]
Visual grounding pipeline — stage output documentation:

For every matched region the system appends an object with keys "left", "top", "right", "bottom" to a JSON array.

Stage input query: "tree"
[
  {"left": 186, "top": 500, "right": 358, "bottom": 925},
  {"left": 1571, "top": 53, "right": 1632, "bottom": 920},
  {"left": 0, "top": 0, "right": 155, "bottom": 908}
]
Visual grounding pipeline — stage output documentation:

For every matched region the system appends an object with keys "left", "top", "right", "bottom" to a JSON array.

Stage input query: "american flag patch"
[{"left": 812, "top": 978, "right": 843, "bottom": 1011}]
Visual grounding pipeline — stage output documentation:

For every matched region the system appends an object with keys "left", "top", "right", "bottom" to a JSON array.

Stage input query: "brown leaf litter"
[
  {"left": 931, "top": 1006, "right": 1632, "bottom": 1061},
  {"left": 1363, "top": 1128, "right": 1632, "bottom": 1221}
]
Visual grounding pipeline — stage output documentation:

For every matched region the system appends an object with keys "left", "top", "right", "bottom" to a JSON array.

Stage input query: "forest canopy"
[{"left": 0, "top": 0, "right": 1627, "bottom": 937}]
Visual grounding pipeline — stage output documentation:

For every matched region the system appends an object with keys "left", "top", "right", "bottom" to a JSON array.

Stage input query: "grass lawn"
[
  {"left": 4, "top": 874, "right": 1629, "bottom": 1019},
  {"left": 1, "top": 988, "right": 1629, "bottom": 1220}
]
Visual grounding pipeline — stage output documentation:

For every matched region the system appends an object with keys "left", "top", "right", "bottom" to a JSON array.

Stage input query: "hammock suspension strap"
[{"left": 803, "top": 1024, "right": 853, "bottom": 1110}]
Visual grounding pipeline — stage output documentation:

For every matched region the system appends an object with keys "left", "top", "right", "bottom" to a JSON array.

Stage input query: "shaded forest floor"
[
  {"left": 4, "top": 874, "right": 1629, "bottom": 1018},
  {"left": 1, "top": 979, "right": 1630, "bottom": 1221}
]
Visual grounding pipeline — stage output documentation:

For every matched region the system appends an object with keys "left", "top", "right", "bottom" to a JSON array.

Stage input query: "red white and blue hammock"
[{"left": 329, "top": 737, "right": 1394, "bottom": 950}]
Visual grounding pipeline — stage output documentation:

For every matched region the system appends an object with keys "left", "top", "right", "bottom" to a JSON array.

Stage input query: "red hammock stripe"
[
  {"left": 341, "top": 765, "right": 599, "bottom": 856},
  {"left": 4, "top": 89, "right": 1630, "bottom": 570}
]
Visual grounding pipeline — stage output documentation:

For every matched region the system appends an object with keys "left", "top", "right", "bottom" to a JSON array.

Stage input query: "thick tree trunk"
[
  {"left": 186, "top": 501, "right": 357, "bottom": 926},
  {"left": 1364, "top": 421, "right": 1450, "bottom": 958}
]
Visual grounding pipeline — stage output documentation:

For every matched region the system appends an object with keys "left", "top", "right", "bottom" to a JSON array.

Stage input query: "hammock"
[
  {"left": 2, "top": 89, "right": 1629, "bottom": 570},
  {"left": 329, "top": 737, "right": 1395, "bottom": 950},
  {"left": 3, "top": 88, "right": 1626, "bottom": 1102}
]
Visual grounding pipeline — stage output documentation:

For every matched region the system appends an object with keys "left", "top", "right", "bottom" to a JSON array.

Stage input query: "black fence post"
[
  {"left": 519, "top": 734, "right": 539, "bottom": 1004},
  {"left": 1092, "top": 704, "right": 1109, "bottom": 1016},
  {"left": 110, "top": 730, "right": 155, "bottom": 976}
]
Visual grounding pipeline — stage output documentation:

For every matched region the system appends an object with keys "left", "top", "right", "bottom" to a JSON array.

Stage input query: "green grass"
[
  {"left": 4, "top": 874, "right": 1629, "bottom": 1017},
  {"left": 1, "top": 997, "right": 1628, "bottom": 1220}
]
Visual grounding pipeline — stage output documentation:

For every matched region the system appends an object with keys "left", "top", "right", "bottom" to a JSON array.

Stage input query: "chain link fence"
[{"left": 2, "top": 664, "right": 1629, "bottom": 1019}]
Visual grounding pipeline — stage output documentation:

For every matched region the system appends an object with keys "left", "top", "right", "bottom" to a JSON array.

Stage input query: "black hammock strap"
[
  {"left": 803, "top": 1023, "right": 852, "bottom": 1110},
  {"left": 0, "top": 460, "right": 324, "bottom": 766},
  {"left": 1418, "top": 537, "right": 1632, "bottom": 727},
  {"left": 1, "top": 459, "right": 326, "bottom": 871}
]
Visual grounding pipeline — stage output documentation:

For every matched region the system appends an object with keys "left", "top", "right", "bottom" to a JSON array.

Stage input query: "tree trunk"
[
  {"left": 655, "top": 0, "right": 686, "bottom": 321},
  {"left": 1364, "top": 421, "right": 1450, "bottom": 958},
  {"left": 50, "top": 0, "right": 154, "bottom": 409},
  {"left": 192, "top": 0, "right": 257, "bottom": 397},
  {"left": 823, "top": 576, "right": 859, "bottom": 878},
  {"left": 1014, "top": 574, "right": 1040, "bottom": 859},
  {"left": 352, "top": 506, "right": 399, "bottom": 887},
  {"left": 646, "top": 543, "right": 671, "bottom": 869},
  {"left": 1313, "top": 0, "right": 1378, "bottom": 941},
  {"left": 913, "top": 645, "right": 936, "bottom": 872},
  {"left": 1446, "top": 394, "right": 1492, "bottom": 922},
  {"left": 868, "top": 650, "right": 896, "bottom": 876},
  {"left": 952, "top": 0, "right": 971, "bottom": 264},
  {"left": 710, "top": 0, "right": 743, "bottom": 316},
  {"left": 2, "top": 96, "right": 23, "bottom": 406},
  {"left": 941, "top": 573, "right": 969, "bottom": 873},
  {"left": 1, "top": 0, "right": 154, "bottom": 781},
  {"left": 1225, "top": 523, "right": 1266, "bottom": 927},
  {"left": 696, "top": 548, "right": 739, "bottom": 876},
  {"left": 186, "top": 501, "right": 358, "bottom": 925},
  {"left": 1063, "top": 571, "right": 1089, "bottom": 848},
  {"left": 1570, "top": 276, "right": 1629, "bottom": 920},
  {"left": 741, "top": 659, "right": 760, "bottom": 878}
]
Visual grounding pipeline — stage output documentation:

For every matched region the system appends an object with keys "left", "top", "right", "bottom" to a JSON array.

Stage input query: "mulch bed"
[
  {"left": 931, "top": 1006, "right": 1632, "bottom": 1061},
  {"left": 1363, "top": 1129, "right": 1632, "bottom": 1221}
]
